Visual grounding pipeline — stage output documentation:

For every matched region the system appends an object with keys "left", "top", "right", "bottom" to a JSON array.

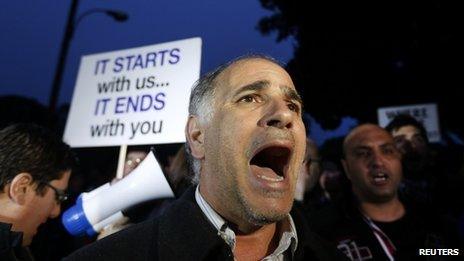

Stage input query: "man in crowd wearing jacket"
[
  {"left": 310, "top": 124, "right": 460, "bottom": 260},
  {"left": 66, "top": 55, "right": 344, "bottom": 260},
  {"left": 0, "top": 123, "right": 74, "bottom": 261}
]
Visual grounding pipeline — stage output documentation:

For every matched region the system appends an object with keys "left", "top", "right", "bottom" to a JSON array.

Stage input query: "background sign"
[
  {"left": 377, "top": 103, "right": 441, "bottom": 142},
  {"left": 64, "top": 37, "right": 202, "bottom": 147}
]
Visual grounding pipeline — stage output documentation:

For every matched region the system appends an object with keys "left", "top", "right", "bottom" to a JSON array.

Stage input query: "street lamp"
[
  {"left": 48, "top": 0, "right": 128, "bottom": 112},
  {"left": 75, "top": 9, "right": 128, "bottom": 29}
]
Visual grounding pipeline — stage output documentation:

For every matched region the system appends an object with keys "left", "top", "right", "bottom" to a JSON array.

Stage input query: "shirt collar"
[
  {"left": 195, "top": 185, "right": 236, "bottom": 247},
  {"left": 195, "top": 185, "right": 298, "bottom": 258}
]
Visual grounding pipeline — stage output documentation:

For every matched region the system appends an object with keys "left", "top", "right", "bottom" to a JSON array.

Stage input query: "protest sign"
[
  {"left": 64, "top": 37, "right": 201, "bottom": 147},
  {"left": 378, "top": 103, "right": 441, "bottom": 142}
]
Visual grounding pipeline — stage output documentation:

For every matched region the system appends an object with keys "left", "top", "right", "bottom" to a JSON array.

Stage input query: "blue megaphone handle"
[{"left": 62, "top": 195, "right": 96, "bottom": 236}]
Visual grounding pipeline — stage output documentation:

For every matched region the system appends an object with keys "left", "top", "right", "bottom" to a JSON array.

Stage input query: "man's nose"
[
  {"left": 370, "top": 151, "right": 386, "bottom": 169},
  {"left": 259, "top": 99, "right": 294, "bottom": 129}
]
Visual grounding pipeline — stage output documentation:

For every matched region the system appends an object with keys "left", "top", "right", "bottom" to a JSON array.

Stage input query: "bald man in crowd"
[
  {"left": 309, "top": 124, "right": 460, "bottom": 260},
  {"left": 66, "top": 55, "right": 344, "bottom": 260}
]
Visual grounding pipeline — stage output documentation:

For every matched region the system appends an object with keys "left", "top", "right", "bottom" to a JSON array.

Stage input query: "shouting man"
[{"left": 66, "top": 55, "right": 343, "bottom": 260}]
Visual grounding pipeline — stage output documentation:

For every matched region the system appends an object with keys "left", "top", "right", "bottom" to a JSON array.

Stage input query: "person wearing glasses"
[{"left": 0, "top": 123, "right": 75, "bottom": 261}]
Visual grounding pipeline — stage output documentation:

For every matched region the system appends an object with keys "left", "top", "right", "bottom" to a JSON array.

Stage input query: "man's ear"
[
  {"left": 185, "top": 115, "right": 205, "bottom": 160},
  {"left": 8, "top": 173, "right": 34, "bottom": 205},
  {"left": 341, "top": 159, "right": 351, "bottom": 181}
]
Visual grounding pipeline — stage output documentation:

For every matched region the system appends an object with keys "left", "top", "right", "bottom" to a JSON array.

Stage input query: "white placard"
[
  {"left": 377, "top": 103, "right": 441, "bottom": 143},
  {"left": 64, "top": 38, "right": 202, "bottom": 147}
]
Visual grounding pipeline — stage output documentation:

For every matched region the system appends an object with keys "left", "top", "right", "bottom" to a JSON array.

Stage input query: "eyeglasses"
[{"left": 43, "top": 183, "right": 69, "bottom": 204}]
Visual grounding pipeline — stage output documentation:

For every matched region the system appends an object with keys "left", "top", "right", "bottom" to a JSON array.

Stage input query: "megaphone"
[{"left": 62, "top": 151, "right": 174, "bottom": 236}]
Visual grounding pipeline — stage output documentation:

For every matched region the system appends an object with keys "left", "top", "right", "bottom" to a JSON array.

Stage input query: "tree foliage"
[{"left": 258, "top": 0, "right": 463, "bottom": 131}]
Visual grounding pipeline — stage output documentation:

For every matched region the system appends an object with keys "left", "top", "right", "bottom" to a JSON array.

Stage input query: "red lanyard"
[{"left": 362, "top": 215, "right": 397, "bottom": 261}]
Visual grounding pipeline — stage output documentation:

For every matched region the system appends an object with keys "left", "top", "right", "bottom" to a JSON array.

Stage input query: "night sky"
[{"left": 0, "top": 0, "right": 293, "bottom": 108}]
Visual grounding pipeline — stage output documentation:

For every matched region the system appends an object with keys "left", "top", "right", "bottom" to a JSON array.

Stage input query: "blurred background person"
[
  {"left": 310, "top": 124, "right": 460, "bottom": 260},
  {"left": 122, "top": 148, "right": 149, "bottom": 178},
  {"left": 97, "top": 144, "right": 193, "bottom": 239},
  {"left": 384, "top": 114, "right": 463, "bottom": 216},
  {"left": 0, "top": 123, "right": 75, "bottom": 261},
  {"left": 386, "top": 115, "right": 431, "bottom": 176},
  {"left": 318, "top": 161, "right": 344, "bottom": 202},
  {"left": 301, "top": 137, "right": 350, "bottom": 214},
  {"left": 97, "top": 146, "right": 149, "bottom": 240},
  {"left": 385, "top": 114, "right": 436, "bottom": 208},
  {"left": 294, "top": 138, "right": 321, "bottom": 202},
  {"left": 164, "top": 144, "right": 193, "bottom": 196}
]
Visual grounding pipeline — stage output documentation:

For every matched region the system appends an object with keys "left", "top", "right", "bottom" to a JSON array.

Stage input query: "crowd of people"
[{"left": 1, "top": 55, "right": 463, "bottom": 260}]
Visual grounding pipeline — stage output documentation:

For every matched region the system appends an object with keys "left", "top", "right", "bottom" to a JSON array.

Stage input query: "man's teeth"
[
  {"left": 257, "top": 175, "right": 284, "bottom": 182},
  {"left": 373, "top": 173, "right": 387, "bottom": 182}
]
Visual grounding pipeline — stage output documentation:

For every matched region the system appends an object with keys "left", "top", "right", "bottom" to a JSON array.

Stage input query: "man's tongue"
[{"left": 250, "top": 165, "right": 283, "bottom": 182}]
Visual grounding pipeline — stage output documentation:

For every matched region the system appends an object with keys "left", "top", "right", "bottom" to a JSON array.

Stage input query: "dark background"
[{"left": 1, "top": 1, "right": 463, "bottom": 260}]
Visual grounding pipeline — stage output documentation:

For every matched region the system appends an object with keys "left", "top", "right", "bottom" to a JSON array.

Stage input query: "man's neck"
[
  {"left": 360, "top": 197, "right": 405, "bottom": 222},
  {"left": 0, "top": 199, "right": 17, "bottom": 225},
  {"left": 234, "top": 222, "right": 279, "bottom": 261}
]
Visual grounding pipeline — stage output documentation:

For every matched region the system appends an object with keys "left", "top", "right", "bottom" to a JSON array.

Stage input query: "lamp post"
[{"left": 48, "top": 0, "right": 128, "bottom": 112}]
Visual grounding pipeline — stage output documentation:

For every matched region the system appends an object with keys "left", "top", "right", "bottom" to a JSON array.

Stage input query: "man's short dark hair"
[
  {"left": 385, "top": 114, "right": 429, "bottom": 143},
  {"left": 0, "top": 123, "right": 75, "bottom": 194}
]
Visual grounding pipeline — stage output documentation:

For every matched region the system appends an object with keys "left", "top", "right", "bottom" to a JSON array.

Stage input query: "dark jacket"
[
  {"left": 65, "top": 186, "right": 345, "bottom": 261},
  {"left": 309, "top": 197, "right": 461, "bottom": 260},
  {"left": 0, "top": 222, "right": 33, "bottom": 261}
]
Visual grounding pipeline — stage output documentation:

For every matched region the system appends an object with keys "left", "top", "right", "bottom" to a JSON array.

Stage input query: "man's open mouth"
[
  {"left": 250, "top": 145, "right": 292, "bottom": 182},
  {"left": 371, "top": 171, "right": 390, "bottom": 184}
]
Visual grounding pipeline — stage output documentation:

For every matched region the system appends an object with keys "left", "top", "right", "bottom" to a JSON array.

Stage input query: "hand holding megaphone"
[{"left": 62, "top": 151, "right": 174, "bottom": 236}]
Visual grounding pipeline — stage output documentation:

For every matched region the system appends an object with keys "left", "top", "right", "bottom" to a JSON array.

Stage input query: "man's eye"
[
  {"left": 383, "top": 146, "right": 399, "bottom": 156},
  {"left": 288, "top": 103, "right": 300, "bottom": 113},
  {"left": 383, "top": 148, "right": 394, "bottom": 155},
  {"left": 394, "top": 136, "right": 405, "bottom": 144},
  {"left": 412, "top": 135, "right": 426, "bottom": 144},
  {"left": 239, "top": 95, "right": 257, "bottom": 103},
  {"left": 355, "top": 151, "right": 370, "bottom": 158}
]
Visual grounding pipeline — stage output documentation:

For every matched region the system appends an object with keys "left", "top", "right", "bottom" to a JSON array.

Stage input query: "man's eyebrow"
[
  {"left": 380, "top": 142, "right": 396, "bottom": 148},
  {"left": 232, "top": 80, "right": 303, "bottom": 106},
  {"left": 353, "top": 145, "right": 371, "bottom": 151},
  {"left": 233, "top": 80, "right": 270, "bottom": 98},
  {"left": 281, "top": 86, "right": 303, "bottom": 106}
]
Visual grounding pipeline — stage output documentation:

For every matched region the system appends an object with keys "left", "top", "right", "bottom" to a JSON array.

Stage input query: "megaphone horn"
[{"left": 62, "top": 151, "right": 174, "bottom": 236}]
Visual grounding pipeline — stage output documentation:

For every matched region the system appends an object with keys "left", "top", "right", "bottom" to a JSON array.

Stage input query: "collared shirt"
[{"left": 195, "top": 186, "right": 298, "bottom": 260}]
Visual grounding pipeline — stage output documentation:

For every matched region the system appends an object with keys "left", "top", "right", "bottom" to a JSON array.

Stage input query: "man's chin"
[
  {"left": 367, "top": 192, "right": 397, "bottom": 204},
  {"left": 246, "top": 210, "right": 288, "bottom": 226},
  {"left": 236, "top": 185, "right": 293, "bottom": 227},
  {"left": 242, "top": 198, "right": 293, "bottom": 226}
]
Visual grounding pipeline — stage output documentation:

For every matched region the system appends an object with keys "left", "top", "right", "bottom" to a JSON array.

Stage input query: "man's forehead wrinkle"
[
  {"left": 231, "top": 79, "right": 299, "bottom": 97},
  {"left": 222, "top": 57, "right": 285, "bottom": 81},
  {"left": 213, "top": 58, "right": 297, "bottom": 105},
  {"left": 236, "top": 80, "right": 270, "bottom": 95}
]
